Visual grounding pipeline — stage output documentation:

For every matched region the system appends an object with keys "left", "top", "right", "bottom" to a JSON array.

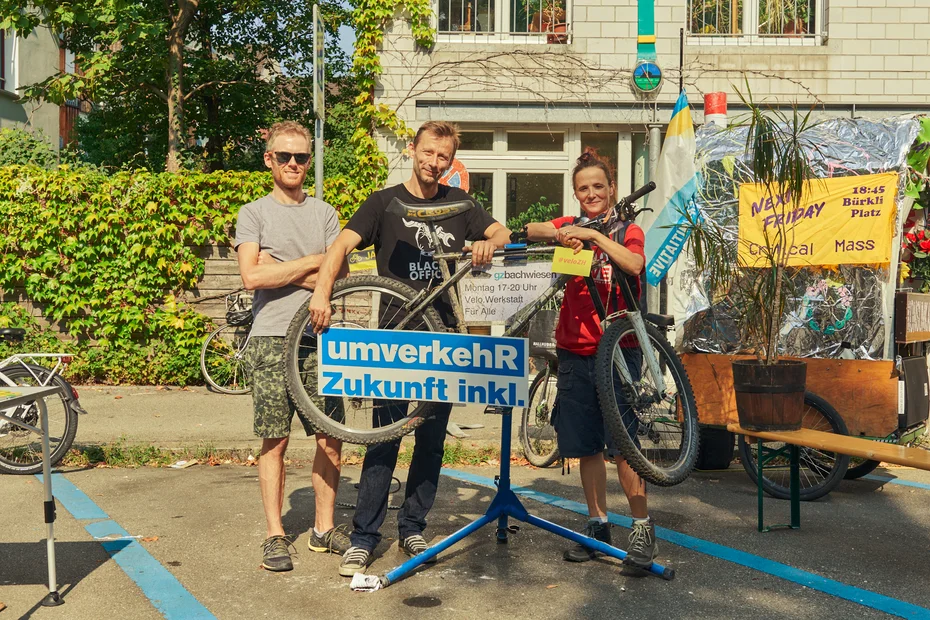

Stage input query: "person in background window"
[{"left": 524, "top": 151, "right": 659, "bottom": 570}]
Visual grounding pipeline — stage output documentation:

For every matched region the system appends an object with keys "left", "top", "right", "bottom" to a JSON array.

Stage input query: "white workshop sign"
[{"left": 458, "top": 261, "right": 558, "bottom": 324}]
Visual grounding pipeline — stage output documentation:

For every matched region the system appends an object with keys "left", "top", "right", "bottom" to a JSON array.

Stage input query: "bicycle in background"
[
  {"left": 200, "top": 292, "right": 254, "bottom": 395},
  {"left": 0, "top": 328, "right": 88, "bottom": 475}
]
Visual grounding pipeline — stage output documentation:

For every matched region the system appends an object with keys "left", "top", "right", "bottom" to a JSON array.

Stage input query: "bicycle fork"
[{"left": 608, "top": 310, "right": 668, "bottom": 397}]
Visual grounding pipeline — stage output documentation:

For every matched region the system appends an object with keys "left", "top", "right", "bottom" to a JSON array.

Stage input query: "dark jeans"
[{"left": 350, "top": 400, "right": 453, "bottom": 551}]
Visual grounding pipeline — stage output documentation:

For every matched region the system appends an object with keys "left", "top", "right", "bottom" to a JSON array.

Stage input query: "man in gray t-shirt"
[{"left": 233, "top": 121, "right": 349, "bottom": 572}]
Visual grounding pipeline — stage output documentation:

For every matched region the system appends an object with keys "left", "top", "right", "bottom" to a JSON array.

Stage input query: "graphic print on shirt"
[{"left": 402, "top": 218, "right": 457, "bottom": 280}]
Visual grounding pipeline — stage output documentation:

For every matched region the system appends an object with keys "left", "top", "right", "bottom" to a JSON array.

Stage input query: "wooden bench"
[{"left": 727, "top": 424, "right": 930, "bottom": 532}]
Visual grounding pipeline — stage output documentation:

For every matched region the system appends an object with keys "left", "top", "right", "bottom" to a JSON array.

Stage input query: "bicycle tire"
[
  {"left": 285, "top": 275, "right": 446, "bottom": 445},
  {"left": 738, "top": 391, "right": 850, "bottom": 501},
  {"left": 0, "top": 365, "right": 79, "bottom": 475},
  {"left": 520, "top": 368, "right": 560, "bottom": 468},
  {"left": 201, "top": 324, "right": 252, "bottom": 395},
  {"left": 595, "top": 318, "right": 699, "bottom": 487},
  {"left": 845, "top": 457, "right": 881, "bottom": 480}
]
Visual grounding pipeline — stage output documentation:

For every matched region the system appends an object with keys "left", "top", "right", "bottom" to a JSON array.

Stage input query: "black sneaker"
[
  {"left": 563, "top": 520, "right": 611, "bottom": 562},
  {"left": 339, "top": 546, "right": 372, "bottom": 577},
  {"left": 261, "top": 535, "right": 295, "bottom": 572},
  {"left": 623, "top": 518, "right": 658, "bottom": 569},
  {"left": 308, "top": 525, "right": 351, "bottom": 554},
  {"left": 399, "top": 534, "right": 437, "bottom": 564}
]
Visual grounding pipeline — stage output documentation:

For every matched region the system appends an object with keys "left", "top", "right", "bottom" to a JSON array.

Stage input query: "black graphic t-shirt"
[{"left": 346, "top": 183, "right": 497, "bottom": 327}]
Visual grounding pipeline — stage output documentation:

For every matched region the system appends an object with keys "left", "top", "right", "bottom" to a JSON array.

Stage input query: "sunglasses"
[{"left": 272, "top": 151, "right": 311, "bottom": 165}]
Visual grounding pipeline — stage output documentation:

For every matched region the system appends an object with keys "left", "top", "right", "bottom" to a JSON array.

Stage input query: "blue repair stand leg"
[{"left": 380, "top": 409, "right": 675, "bottom": 587}]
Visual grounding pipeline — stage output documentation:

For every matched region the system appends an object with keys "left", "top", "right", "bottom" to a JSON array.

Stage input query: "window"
[
  {"left": 506, "top": 173, "right": 563, "bottom": 225},
  {"left": 468, "top": 172, "right": 494, "bottom": 213},
  {"left": 437, "top": 0, "right": 569, "bottom": 42},
  {"left": 507, "top": 131, "right": 564, "bottom": 152},
  {"left": 460, "top": 131, "right": 494, "bottom": 151},
  {"left": 0, "top": 29, "right": 15, "bottom": 93},
  {"left": 688, "top": 0, "right": 824, "bottom": 44}
]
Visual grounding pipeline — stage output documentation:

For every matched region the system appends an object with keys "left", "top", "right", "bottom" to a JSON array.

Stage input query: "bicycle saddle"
[
  {"left": 385, "top": 198, "right": 474, "bottom": 222},
  {"left": 0, "top": 328, "right": 26, "bottom": 342}
]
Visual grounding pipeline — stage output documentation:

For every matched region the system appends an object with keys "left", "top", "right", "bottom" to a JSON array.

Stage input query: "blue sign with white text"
[{"left": 318, "top": 328, "right": 529, "bottom": 407}]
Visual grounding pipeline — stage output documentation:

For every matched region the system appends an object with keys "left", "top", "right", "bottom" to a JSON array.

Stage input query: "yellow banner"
[
  {"left": 738, "top": 172, "right": 899, "bottom": 267},
  {"left": 348, "top": 247, "right": 376, "bottom": 272},
  {"left": 552, "top": 247, "right": 594, "bottom": 276}
]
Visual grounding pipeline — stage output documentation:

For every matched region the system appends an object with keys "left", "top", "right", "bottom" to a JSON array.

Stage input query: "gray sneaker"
[
  {"left": 624, "top": 519, "right": 658, "bottom": 569},
  {"left": 399, "top": 534, "right": 437, "bottom": 564},
  {"left": 339, "top": 546, "right": 372, "bottom": 577},
  {"left": 261, "top": 535, "right": 295, "bottom": 572},
  {"left": 563, "top": 520, "right": 612, "bottom": 562},
  {"left": 308, "top": 525, "right": 351, "bottom": 554}
]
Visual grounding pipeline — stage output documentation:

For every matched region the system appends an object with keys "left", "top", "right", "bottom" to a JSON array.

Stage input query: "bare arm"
[
  {"left": 236, "top": 242, "right": 326, "bottom": 290},
  {"left": 308, "top": 228, "right": 363, "bottom": 332},
  {"left": 292, "top": 244, "right": 350, "bottom": 289},
  {"left": 525, "top": 221, "right": 557, "bottom": 243},
  {"left": 466, "top": 221, "right": 512, "bottom": 265}
]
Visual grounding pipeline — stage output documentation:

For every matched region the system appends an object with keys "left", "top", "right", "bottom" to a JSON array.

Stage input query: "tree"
[{"left": 1, "top": 0, "right": 352, "bottom": 172}]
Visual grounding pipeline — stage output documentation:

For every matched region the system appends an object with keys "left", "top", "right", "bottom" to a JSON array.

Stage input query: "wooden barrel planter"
[{"left": 732, "top": 360, "right": 807, "bottom": 431}]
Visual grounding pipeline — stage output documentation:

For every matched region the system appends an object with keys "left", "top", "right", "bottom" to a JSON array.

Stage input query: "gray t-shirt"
[{"left": 233, "top": 193, "right": 341, "bottom": 337}]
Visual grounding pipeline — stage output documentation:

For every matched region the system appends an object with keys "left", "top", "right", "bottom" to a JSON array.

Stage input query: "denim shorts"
[{"left": 550, "top": 347, "right": 643, "bottom": 459}]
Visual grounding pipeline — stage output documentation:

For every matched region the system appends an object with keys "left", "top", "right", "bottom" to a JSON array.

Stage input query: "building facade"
[
  {"left": 1, "top": 25, "right": 78, "bottom": 151},
  {"left": 376, "top": 0, "right": 929, "bottom": 224}
]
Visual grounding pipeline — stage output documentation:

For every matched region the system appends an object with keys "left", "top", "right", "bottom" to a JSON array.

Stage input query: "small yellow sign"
[
  {"left": 552, "top": 247, "right": 594, "bottom": 276},
  {"left": 348, "top": 246, "right": 377, "bottom": 272}
]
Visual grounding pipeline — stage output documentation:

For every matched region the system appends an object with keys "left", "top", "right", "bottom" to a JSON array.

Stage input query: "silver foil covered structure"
[{"left": 679, "top": 117, "right": 919, "bottom": 360}]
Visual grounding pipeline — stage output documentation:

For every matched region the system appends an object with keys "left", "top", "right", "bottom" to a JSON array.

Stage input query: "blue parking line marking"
[
  {"left": 863, "top": 474, "right": 930, "bottom": 492},
  {"left": 38, "top": 473, "right": 216, "bottom": 620},
  {"left": 37, "top": 473, "right": 109, "bottom": 520},
  {"left": 442, "top": 469, "right": 930, "bottom": 620}
]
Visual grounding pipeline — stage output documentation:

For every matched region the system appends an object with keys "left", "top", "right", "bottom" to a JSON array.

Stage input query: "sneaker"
[
  {"left": 261, "top": 535, "right": 295, "bottom": 572},
  {"left": 308, "top": 525, "right": 351, "bottom": 554},
  {"left": 399, "top": 534, "right": 437, "bottom": 564},
  {"left": 563, "top": 520, "right": 611, "bottom": 562},
  {"left": 624, "top": 519, "right": 658, "bottom": 569},
  {"left": 339, "top": 546, "right": 372, "bottom": 577}
]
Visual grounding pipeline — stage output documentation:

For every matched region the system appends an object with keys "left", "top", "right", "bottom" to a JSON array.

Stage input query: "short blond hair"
[
  {"left": 413, "top": 121, "right": 461, "bottom": 156},
  {"left": 265, "top": 121, "right": 312, "bottom": 152}
]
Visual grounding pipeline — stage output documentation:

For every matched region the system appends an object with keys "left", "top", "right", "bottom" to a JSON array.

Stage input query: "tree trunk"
[{"left": 166, "top": 0, "right": 199, "bottom": 173}]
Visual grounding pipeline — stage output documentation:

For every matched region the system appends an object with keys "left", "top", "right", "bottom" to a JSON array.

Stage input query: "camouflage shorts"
[{"left": 247, "top": 336, "right": 344, "bottom": 439}]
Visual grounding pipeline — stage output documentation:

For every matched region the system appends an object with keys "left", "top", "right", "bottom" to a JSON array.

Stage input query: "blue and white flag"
[{"left": 642, "top": 90, "right": 699, "bottom": 287}]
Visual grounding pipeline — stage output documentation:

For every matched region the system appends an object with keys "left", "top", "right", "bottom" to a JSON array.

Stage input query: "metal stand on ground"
[
  {"left": 379, "top": 408, "right": 675, "bottom": 587},
  {"left": 0, "top": 387, "right": 64, "bottom": 606}
]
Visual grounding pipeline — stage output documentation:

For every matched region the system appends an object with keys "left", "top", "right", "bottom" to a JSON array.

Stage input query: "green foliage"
[
  {"left": 506, "top": 198, "right": 561, "bottom": 232},
  {"left": 0, "top": 166, "right": 362, "bottom": 384},
  {"left": 0, "top": 129, "right": 60, "bottom": 169}
]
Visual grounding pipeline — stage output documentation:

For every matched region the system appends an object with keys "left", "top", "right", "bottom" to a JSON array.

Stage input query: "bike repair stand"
[{"left": 379, "top": 407, "right": 675, "bottom": 588}]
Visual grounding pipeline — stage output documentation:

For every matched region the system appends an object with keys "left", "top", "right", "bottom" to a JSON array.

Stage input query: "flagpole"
[{"left": 679, "top": 28, "right": 684, "bottom": 92}]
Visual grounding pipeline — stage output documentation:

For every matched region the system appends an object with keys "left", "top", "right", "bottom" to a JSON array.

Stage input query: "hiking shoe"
[
  {"left": 339, "top": 546, "right": 372, "bottom": 577},
  {"left": 308, "top": 525, "right": 351, "bottom": 554},
  {"left": 399, "top": 534, "right": 437, "bottom": 564},
  {"left": 624, "top": 518, "right": 658, "bottom": 569},
  {"left": 261, "top": 535, "right": 295, "bottom": 572},
  {"left": 563, "top": 520, "right": 612, "bottom": 562}
]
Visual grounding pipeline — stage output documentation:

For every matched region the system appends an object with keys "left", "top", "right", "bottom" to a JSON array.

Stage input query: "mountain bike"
[
  {"left": 200, "top": 292, "right": 253, "bottom": 395},
  {"left": 284, "top": 182, "right": 700, "bottom": 486},
  {"left": 0, "top": 328, "right": 88, "bottom": 475}
]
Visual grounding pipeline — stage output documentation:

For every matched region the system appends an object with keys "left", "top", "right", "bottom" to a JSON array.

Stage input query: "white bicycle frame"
[{"left": 0, "top": 354, "right": 71, "bottom": 427}]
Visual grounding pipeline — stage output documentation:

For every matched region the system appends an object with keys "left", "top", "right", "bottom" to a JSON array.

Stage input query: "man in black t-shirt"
[{"left": 311, "top": 121, "right": 510, "bottom": 577}]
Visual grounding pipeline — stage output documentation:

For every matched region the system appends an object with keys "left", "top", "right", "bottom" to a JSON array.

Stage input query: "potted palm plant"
[{"left": 686, "top": 88, "right": 821, "bottom": 431}]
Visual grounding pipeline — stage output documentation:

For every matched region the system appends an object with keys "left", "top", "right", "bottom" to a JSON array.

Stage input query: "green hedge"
[{"left": 0, "top": 165, "right": 360, "bottom": 384}]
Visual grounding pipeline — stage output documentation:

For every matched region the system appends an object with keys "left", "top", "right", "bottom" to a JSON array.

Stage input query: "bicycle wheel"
[
  {"left": 285, "top": 275, "right": 446, "bottom": 445},
  {"left": 845, "top": 457, "right": 881, "bottom": 480},
  {"left": 520, "top": 366, "right": 560, "bottom": 468},
  {"left": 594, "top": 318, "right": 699, "bottom": 487},
  {"left": 738, "top": 392, "right": 850, "bottom": 501},
  {"left": 201, "top": 324, "right": 252, "bottom": 395},
  {"left": 0, "top": 365, "right": 78, "bottom": 475}
]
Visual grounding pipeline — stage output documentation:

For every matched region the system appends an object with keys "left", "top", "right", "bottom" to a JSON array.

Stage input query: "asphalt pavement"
[{"left": 3, "top": 386, "right": 930, "bottom": 619}]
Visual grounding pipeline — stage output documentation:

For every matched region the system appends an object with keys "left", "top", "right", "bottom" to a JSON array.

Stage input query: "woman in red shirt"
[{"left": 525, "top": 152, "right": 657, "bottom": 570}]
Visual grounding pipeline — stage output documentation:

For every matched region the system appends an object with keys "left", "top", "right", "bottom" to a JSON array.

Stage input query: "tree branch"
[
  {"left": 146, "top": 83, "right": 169, "bottom": 102},
  {"left": 184, "top": 80, "right": 251, "bottom": 100}
]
